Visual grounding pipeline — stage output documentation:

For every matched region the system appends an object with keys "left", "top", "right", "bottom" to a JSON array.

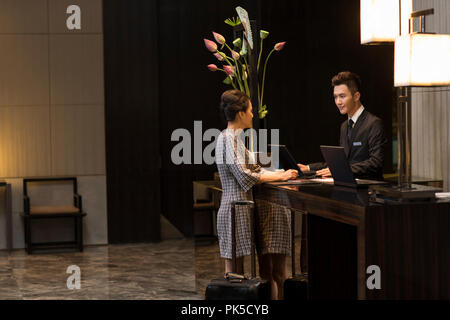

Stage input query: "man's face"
[{"left": 333, "top": 84, "right": 360, "bottom": 116}]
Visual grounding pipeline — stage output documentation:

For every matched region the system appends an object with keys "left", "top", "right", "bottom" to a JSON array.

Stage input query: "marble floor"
[{"left": 0, "top": 237, "right": 301, "bottom": 300}]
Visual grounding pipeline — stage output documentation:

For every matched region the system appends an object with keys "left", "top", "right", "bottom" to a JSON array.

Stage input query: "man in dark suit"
[{"left": 298, "top": 71, "right": 387, "bottom": 180}]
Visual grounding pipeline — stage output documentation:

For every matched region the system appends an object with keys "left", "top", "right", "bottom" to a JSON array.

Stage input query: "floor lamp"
[{"left": 361, "top": 0, "right": 449, "bottom": 200}]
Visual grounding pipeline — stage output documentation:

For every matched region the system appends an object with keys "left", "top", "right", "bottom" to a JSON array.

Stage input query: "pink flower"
[
  {"left": 231, "top": 50, "right": 240, "bottom": 60},
  {"left": 212, "top": 32, "right": 225, "bottom": 45},
  {"left": 207, "top": 64, "right": 218, "bottom": 72},
  {"left": 204, "top": 39, "right": 217, "bottom": 52},
  {"left": 223, "top": 65, "right": 235, "bottom": 76},
  {"left": 274, "top": 41, "right": 286, "bottom": 51},
  {"left": 213, "top": 52, "right": 224, "bottom": 61}
]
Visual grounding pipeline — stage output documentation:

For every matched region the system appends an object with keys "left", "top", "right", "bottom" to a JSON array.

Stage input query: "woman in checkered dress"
[{"left": 215, "top": 90, "right": 298, "bottom": 299}]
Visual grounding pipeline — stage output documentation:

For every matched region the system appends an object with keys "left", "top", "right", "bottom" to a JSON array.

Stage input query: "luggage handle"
[
  {"left": 225, "top": 272, "right": 245, "bottom": 283},
  {"left": 231, "top": 200, "right": 257, "bottom": 279}
]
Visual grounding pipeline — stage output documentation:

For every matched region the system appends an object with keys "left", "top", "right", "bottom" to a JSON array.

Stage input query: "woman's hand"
[
  {"left": 282, "top": 169, "right": 298, "bottom": 181},
  {"left": 258, "top": 169, "right": 299, "bottom": 184}
]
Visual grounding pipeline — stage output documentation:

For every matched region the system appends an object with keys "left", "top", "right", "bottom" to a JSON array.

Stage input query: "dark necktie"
[{"left": 347, "top": 119, "right": 354, "bottom": 142}]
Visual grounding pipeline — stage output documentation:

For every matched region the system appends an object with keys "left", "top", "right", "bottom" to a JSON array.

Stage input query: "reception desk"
[{"left": 254, "top": 182, "right": 450, "bottom": 299}]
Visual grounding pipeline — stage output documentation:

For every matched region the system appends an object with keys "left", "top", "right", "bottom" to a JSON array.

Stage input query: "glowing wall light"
[
  {"left": 361, "top": 0, "right": 412, "bottom": 44},
  {"left": 394, "top": 33, "right": 450, "bottom": 86}
]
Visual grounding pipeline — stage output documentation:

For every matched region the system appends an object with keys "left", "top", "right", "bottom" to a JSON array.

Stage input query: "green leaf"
[
  {"left": 259, "top": 110, "right": 268, "bottom": 119},
  {"left": 259, "top": 105, "right": 268, "bottom": 119},
  {"left": 240, "top": 41, "right": 247, "bottom": 56},
  {"left": 224, "top": 17, "right": 241, "bottom": 27},
  {"left": 233, "top": 38, "right": 242, "bottom": 48},
  {"left": 223, "top": 76, "right": 232, "bottom": 85},
  {"left": 260, "top": 30, "right": 269, "bottom": 40}
]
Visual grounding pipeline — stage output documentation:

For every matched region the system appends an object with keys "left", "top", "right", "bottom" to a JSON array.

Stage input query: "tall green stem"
[
  {"left": 241, "top": 56, "right": 250, "bottom": 97},
  {"left": 260, "top": 48, "right": 275, "bottom": 110},
  {"left": 243, "top": 74, "right": 250, "bottom": 96},
  {"left": 224, "top": 43, "right": 244, "bottom": 92},
  {"left": 228, "top": 75, "right": 237, "bottom": 90},
  {"left": 257, "top": 39, "right": 264, "bottom": 73},
  {"left": 234, "top": 60, "right": 244, "bottom": 92}
]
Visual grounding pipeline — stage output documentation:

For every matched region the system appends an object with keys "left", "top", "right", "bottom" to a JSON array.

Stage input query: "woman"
[{"left": 215, "top": 90, "right": 297, "bottom": 299}]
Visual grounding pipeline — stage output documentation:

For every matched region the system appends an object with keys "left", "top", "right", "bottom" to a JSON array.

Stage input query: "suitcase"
[
  {"left": 283, "top": 209, "right": 308, "bottom": 300},
  {"left": 205, "top": 200, "right": 270, "bottom": 300}
]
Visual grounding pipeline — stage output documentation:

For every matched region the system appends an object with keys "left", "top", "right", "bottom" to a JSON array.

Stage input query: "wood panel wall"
[
  {"left": 103, "top": 0, "right": 161, "bottom": 243},
  {"left": 412, "top": 0, "right": 450, "bottom": 191}
]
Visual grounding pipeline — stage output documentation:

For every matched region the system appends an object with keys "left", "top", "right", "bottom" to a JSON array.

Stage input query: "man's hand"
[
  {"left": 297, "top": 163, "right": 309, "bottom": 172},
  {"left": 316, "top": 167, "right": 332, "bottom": 177}
]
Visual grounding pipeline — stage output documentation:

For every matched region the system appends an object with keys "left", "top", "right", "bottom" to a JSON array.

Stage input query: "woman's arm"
[{"left": 257, "top": 169, "right": 298, "bottom": 184}]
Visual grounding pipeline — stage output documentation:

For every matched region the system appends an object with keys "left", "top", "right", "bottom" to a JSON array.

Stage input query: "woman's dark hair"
[{"left": 219, "top": 90, "right": 250, "bottom": 122}]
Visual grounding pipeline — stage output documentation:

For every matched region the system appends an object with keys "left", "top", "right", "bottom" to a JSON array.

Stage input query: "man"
[{"left": 298, "top": 71, "right": 387, "bottom": 180}]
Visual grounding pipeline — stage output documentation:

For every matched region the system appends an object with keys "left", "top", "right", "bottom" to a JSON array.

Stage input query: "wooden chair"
[
  {"left": 22, "top": 177, "right": 87, "bottom": 254},
  {"left": 192, "top": 181, "right": 217, "bottom": 239}
]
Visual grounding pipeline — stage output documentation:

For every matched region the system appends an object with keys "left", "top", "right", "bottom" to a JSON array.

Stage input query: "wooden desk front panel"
[
  {"left": 365, "top": 203, "right": 450, "bottom": 299},
  {"left": 255, "top": 184, "right": 450, "bottom": 299}
]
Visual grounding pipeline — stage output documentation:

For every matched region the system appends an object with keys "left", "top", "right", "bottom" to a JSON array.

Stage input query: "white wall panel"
[
  {"left": 0, "top": 35, "right": 49, "bottom": 106},
  {"left": 412, "top": 0, "right": 450, "bottom": 190},
  {"left": 0, "top": 0, "right": 48, "bottom": 34},
  {"left": 0, "top": 0, "right": 107, "bottom": 249},
  {"left": 49, "top": 35, "right": 104, "bottom": 105},
  {"left": 0, "top": 106, "right": 51, "bottom": 177},
  {"left": 51, "top": 105, "right": 105, "bottom": 176}
]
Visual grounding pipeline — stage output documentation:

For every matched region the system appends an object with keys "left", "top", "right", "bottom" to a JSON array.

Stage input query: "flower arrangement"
[{"left": 203, "top": 17, "right": 286, "bottom": 119}]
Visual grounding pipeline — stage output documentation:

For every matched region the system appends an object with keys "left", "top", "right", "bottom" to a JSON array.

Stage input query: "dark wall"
[
  {"left": 103, "top": 0, "right": 394, "bottom": 240},
  {"left": 158, "top": 0, "right": 261, "bottom": 236},
  {"left": 259, "top": 0, "right": 394, "bottom": 167},
  {"left": 103, "top": 0, "right": 161, "bottom": 243},
  {"left": 159, "top": 0, "right": 393, "bottom": 236}
]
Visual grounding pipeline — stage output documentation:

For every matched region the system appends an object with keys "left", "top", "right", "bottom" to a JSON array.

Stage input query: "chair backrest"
[
  {"left": 193, "top": 181, "right": 212, "bottom": 203},
  {"left": 23, "top": 177, "right": 78, "bottom": 207}
]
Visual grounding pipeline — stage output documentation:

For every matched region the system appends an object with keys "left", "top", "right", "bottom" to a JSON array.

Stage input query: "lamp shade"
[
  {"left": 394, "top": 33, "right": 450, "bottom": 86},
  {"left": 361, "top": 0, "right": 412, "bottom": 44}
]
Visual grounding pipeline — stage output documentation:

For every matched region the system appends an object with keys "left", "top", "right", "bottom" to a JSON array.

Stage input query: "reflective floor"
[{"left": 0, "top": 237, "right": 300, "bottom": 300}]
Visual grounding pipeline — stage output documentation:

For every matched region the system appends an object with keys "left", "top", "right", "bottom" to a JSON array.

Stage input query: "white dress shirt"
[{"left": 348, "top": 105, "right": 365, "bottom": 127}]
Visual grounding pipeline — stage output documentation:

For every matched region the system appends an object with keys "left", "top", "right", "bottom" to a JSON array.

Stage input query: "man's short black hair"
[{"left": 331, "top": 71, "right": 361, "bottom": 95}]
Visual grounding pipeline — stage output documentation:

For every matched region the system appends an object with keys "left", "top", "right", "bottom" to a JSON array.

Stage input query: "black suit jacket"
[{"left": 309, "top": 109, "right": 387, "bottom": 180}]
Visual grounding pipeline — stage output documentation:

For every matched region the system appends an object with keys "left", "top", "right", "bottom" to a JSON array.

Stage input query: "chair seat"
[
  {"left": 30, "top": 205, "right": 80, "bottom": 215},
  {"left": 193, "top": 201, "right": 214, "bottom": 210}
]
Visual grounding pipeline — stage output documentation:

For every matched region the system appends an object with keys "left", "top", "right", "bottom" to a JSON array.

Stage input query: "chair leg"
[
  {"left": 23, "top": 218, "right": 28, "bottom": 247},
  {"left": 77, "top": 217, "right": 83, "bottom": 252},
  {"left": 74, "top": 216, "right": 78, "bottom": 245},
  {"left": 26, "top": 218, "right": 32, "bottom": 254}
]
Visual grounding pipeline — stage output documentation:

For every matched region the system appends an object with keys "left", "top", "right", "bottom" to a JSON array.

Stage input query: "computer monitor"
[{"left": 268, "top": 144, "right": 302, "bottom": 176}]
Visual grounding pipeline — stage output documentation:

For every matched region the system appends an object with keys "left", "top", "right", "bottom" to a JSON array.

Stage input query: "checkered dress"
[
  {"left": 254, "top": 198, "right": 291, "bottom": 256},
  {"left": 215, "top": 129, "right": 291, "bottom": 259},
  {"left": 216, "top": 129, "right": 261, "bottom": 259}
]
